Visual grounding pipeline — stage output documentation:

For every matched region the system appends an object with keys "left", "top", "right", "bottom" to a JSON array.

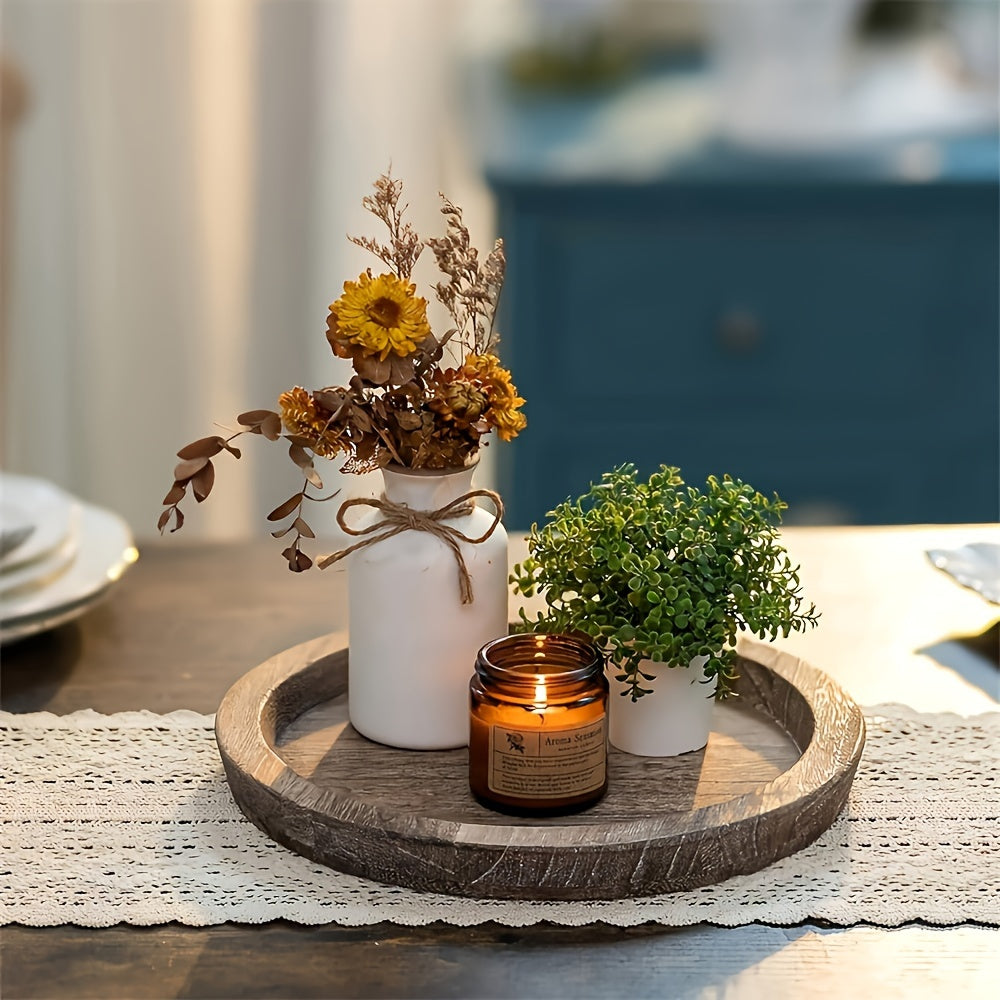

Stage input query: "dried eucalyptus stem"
[{"left": 160, "top": 409, "right": 340, "bottom": 573}]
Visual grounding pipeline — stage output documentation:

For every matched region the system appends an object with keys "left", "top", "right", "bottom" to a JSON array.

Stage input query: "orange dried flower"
[
  {"left": 428, "top": 369, "right": 488, "bottom": 430},
  {"left": 460, "top": 354, "right": 527, "bottom": 442},
  {"left": 278, "top": 387, "right": 347, "bottom": 458}
]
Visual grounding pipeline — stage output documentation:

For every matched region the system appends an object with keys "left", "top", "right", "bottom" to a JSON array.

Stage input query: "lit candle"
[{"left": 469, "top": 633, "right": 608, "bottom": 814}]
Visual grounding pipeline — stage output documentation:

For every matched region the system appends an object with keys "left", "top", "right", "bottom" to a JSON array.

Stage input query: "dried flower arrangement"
[{"left": 158, "top": 173, "right": 526, "bottom": 571}]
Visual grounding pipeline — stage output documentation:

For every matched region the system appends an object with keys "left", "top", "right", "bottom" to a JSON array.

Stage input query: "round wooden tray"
[{"left": 216, "top": 633, "right": 865, "bottom": 900}]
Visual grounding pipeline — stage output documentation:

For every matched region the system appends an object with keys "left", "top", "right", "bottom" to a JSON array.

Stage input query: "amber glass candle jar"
[{"left": 469, "top": 633, "right": 609, "bottom": 814}]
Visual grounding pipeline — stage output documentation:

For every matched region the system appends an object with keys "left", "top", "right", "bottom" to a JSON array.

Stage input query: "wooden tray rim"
[{"left": 216, "top": 633, "right": 865, "bottom": 851}]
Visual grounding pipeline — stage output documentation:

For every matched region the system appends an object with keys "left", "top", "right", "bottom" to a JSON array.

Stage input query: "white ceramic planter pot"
[
  {"left": 347, "top": 464, "right": 508, "bottom": 750},
  {"left": 607, "top": 655, "right": 717, "bottom": 757}
]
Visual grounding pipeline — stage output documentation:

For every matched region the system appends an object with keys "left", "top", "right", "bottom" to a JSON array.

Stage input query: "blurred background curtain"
[
  {"left": 7, "top": 0, "right": 995, "bottom": 539},
  {"left": 1, "top": 0, "right": 492, "bottom": 539}
]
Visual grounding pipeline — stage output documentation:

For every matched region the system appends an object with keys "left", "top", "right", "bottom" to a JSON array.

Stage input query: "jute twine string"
[{"left": 318, "top": 489, "right": 504, "bottom": 605}]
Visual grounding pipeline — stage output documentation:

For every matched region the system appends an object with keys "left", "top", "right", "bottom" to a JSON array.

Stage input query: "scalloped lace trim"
[{"left": 2, "top": 704, "right": 998, "bottom": 928}]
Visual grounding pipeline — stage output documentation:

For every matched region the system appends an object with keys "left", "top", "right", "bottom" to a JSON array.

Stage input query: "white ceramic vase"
[
  {"left": 347, "top": 463, "right": 508, "bottom": 750},
  {"left": 607, "top": 655, "right": 717, "bottom": 757}
]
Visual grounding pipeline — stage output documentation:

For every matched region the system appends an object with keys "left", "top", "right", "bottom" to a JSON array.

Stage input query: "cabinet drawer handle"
[{"left": 717, "top": 309, "right": 762, "bottom": 355}]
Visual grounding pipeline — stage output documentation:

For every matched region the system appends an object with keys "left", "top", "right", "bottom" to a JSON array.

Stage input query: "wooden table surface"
[{"left": 3, "top": 525, "right": 999, "bottom": 999}]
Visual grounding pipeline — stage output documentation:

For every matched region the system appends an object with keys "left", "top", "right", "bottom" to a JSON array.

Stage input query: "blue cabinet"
[{"left": 492, "top": 175, "right": 999, "bottom": 528}]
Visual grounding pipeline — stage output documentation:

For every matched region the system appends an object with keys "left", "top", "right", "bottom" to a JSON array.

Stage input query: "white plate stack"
[
  {"left": 926, "top": 543, "right": 1000, "bottom": 606},
  {"left": 0, "top": 473, "right": 137, "bottom": 643}
]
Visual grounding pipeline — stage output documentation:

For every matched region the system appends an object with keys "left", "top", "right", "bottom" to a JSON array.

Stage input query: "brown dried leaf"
[
  {"left": 162, "top": 482, "right": 185, "bottom": 505},
  {"left": 271, "top": 525, "right": 292, "bottom": 538},
  {"left": 238, "top": 408, "right": 276, "bottom": 427},
  {"left": 354, "top": 353, "right": 391, "bottom": 385},
  {"left": 288, "top": 441, "right": 323, "bottom": 488},
  {"left": 176, "top": 436, "right": 225, "bottom": 460},
  {"left": 373, "top": 430, "right": 404, "bottom": 466},
  {"left": 191, "top": 460, "right": 215, "bottom": 502},
  {"left": 170, "top": 508, "right": 185, "bottom": 533},
  {"left": 395, "top": 411, "right": 422, "bottom": 431},
  {"left": 173, "top": 456, "right": 208, "bottom": 481},
  {"left": 280, "top": 544, "right": 312, "bottom": 572},
  {"left": 313, "top": 389, "right": 350, "bottom": 413},
  {"left": 261, "top": 412, "right": 282, "bottom": 440},
  {"left": 157, "top": 509, "right": 172, "bottom": 532},
  {"left": 350, "top": 408, "right": 374, "bottom": 432},
  {"left": 288, "top": 443, "right": 311, "bottom": 468},
  {"left": 267, "top": 493, "right": 302, "bottom": 522},
  {"left": 388, "top": 354, "right": 415, "bottom": 385},
  {"left": 222, "top": 442, "right": 242, "bottom": 459},
  {"left": 293, "top": 517, "right": 315, "bottom": 539}
]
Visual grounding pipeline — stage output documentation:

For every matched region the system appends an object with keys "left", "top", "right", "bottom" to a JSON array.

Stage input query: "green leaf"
[{"left": 516, "top": 462, "right": 819, "bottom": 700}]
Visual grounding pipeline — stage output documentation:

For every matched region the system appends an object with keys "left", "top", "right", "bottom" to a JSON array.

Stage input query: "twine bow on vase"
[{"left": 318, "top": 490, "right": 504, "bottom": 605}]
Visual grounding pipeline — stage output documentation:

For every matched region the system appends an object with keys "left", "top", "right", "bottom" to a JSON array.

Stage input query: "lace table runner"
[{"left": 2, "top": 705, "right": 998, "bottom": 928}]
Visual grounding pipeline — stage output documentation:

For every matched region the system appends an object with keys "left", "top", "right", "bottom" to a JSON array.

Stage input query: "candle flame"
[{"left": 533, "top": 636, "right": 547, "bottom": 706}]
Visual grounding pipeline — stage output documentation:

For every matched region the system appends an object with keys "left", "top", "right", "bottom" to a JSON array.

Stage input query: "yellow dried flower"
[
  {"left": 460, "top": 353, "right": 527, "bottom": 441},
  {"left": 278, "top": 386, "right": 346, "bottom": 458},
  {"left": 329, "top": 271, "right": 431, "bottom": 361}
]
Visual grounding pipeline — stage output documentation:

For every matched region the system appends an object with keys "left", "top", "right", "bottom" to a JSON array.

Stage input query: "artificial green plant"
[{"left": 510, "top": 464, "right": 820, "bottom": 700}]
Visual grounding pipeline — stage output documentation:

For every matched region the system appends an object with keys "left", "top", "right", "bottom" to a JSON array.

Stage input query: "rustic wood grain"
[
  {"left": 215, "top": 635, "right": 865, "bottom": 900},
  {"left": 0, "top": 540, "right": 343, "bottom": 715},
  {"left": 279, "top": 694, "right": 795, "bottom": 811}
]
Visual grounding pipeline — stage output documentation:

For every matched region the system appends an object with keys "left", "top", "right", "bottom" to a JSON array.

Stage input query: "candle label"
[{"left": 487, "top": 718, "right": 607, "bottom": 799}]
